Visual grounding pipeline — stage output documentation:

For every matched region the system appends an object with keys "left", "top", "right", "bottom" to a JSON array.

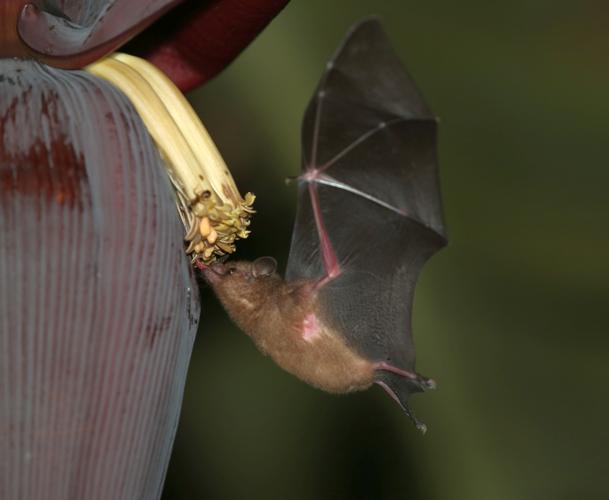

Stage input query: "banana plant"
[{"left": 0, "top": 1, "right": 288, "bottom": 499}]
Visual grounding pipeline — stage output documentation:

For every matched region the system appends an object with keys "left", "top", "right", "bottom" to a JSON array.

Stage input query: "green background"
[{"left": 164, "top": 1, "right": 609, "bottom": 499}]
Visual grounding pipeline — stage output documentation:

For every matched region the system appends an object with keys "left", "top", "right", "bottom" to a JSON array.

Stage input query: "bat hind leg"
[
  {"left": 374, "top": 361, "right": 436, "bottom": 391},
  {"left": 374, "top": 362, "right": 436, "bottom": 433},
  {"left": 375, "top": 380, "right": 428, "bottom": 433}
]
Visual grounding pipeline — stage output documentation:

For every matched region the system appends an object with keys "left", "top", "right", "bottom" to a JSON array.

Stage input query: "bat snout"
[
  {"left": 209, "top": 262, "right": 228, "bottom": 275},
  {"left": 201, "top": 262, "right": 227, "bottom": 284}
]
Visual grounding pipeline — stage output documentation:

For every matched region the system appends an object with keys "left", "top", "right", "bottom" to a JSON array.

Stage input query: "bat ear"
[{"left": 252, "top": 256, "right": 277, "bottom": 278}]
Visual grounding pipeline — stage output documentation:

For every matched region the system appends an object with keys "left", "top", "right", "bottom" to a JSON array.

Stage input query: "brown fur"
[{"left": 203, "top": 260, "right": 375, "bottom": 393}]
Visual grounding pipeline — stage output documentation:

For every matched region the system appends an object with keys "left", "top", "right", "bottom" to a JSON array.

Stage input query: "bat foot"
[
  {"left": 414, "top": 421, "right": 428, "bottom": 435},
  {"left": 375, "top": 380, "right": 428, "bottom": 434}
]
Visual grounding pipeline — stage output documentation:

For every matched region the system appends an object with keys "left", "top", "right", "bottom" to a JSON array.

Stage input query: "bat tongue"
[{"left": 375, "top": 371, "right": 436, "bottom": 433}]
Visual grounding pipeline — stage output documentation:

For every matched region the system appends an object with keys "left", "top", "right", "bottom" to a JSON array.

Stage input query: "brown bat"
[{"left": 201, "top": 18, "right": 447, "bottom": 432}]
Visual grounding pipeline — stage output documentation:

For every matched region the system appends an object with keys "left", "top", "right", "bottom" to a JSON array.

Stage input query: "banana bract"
[
  {"left": 0, "top": 2, "right": 288, "bottom": 499},
  {"left": 0, "top": 59, "right": 199, "bottom": 500}
]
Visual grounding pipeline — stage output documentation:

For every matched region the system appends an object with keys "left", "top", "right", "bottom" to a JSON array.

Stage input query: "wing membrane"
[{"left": 287, "top": 18, "right": 446, "bottom": 372}]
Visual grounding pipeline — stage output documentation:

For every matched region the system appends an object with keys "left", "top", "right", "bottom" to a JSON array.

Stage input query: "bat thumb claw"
[{"left": 421, "top": 377, "right": 437, "bottom": 391}]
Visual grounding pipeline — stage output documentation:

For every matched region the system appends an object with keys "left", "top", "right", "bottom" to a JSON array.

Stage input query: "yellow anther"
[{"left": 199, "top": 217, "right": 211, "bottom": 238}]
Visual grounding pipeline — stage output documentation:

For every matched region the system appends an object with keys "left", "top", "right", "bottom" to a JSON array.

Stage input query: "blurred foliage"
[{"left": 163, "top": 1, "right": 609, "bottom": 499}]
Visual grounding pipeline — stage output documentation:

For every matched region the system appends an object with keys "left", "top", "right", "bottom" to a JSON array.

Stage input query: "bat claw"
[{"left": 415, "top": 421, "right": 428, "bottom": 435}]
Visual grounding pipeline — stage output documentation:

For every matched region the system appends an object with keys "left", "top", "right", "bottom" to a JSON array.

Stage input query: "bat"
[{"left": 201, "top": 18, "right": 447, "bottom": 432}]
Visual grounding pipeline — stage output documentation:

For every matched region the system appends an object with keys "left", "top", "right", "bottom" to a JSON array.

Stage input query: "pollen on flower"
[
  {"left": 181, "top": 189, "right": 255, "bottom": 264},
  {"left": 199, "top": 216, "right": 211, "bottom": 237}
]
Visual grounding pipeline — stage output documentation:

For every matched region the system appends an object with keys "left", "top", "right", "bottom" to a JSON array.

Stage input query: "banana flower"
[{"left": 0, "top": 1, "right": 288, "bottom": 499}]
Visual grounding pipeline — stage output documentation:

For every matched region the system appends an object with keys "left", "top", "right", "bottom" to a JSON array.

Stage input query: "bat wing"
[{"left": 286, "top": 19, "right": 447, "bottom": 424}]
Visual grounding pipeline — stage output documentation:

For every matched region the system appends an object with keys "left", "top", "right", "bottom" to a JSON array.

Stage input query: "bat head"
[
  {"left": 202, "top": 257, "right": 277, "bottom": 283},
  {"left": 200, "top": 257, "right": 282, "bottom": 328}
]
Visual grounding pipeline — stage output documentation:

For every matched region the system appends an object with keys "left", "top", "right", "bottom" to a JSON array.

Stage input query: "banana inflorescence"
[{"left": 86, "top": 53, "right": 255, "bottom": 264}]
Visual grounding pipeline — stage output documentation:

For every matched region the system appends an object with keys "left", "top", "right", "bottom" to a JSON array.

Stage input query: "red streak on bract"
[
  {"left": 0, "top": 91, "right": 86, "bottom": 210},
  {"left": 0, "top": 0, "right": 28, "bottom": 58}
]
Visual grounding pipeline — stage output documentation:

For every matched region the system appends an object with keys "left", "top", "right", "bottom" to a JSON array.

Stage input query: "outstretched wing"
[{"left": 286, "top": 19, "right": 446, "bottom": 384}]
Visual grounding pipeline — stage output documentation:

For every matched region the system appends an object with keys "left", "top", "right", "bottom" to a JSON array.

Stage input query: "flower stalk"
[{"left": 86, "top": 53, "right": 255, "bottom": 263}]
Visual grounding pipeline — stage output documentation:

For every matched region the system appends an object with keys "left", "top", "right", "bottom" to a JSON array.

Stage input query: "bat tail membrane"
[{"left": 375, "top": 368, "right": 436, "bottom": 434}]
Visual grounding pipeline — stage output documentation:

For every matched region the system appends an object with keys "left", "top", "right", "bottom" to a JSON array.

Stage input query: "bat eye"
[{"left": 227, "top": 267, "right": 237, "bottom": 275}]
